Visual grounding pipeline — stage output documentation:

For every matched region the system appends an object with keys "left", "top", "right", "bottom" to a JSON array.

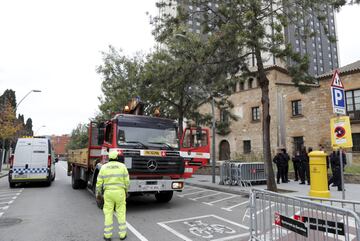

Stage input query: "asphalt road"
[{"left": 0, "top": 162, "right": 251, "bottom": 241}]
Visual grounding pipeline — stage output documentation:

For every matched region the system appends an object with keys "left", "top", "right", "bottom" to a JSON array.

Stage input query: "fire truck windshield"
[{"left": 117, "top": 126, "right": 179, "bottom": 149}]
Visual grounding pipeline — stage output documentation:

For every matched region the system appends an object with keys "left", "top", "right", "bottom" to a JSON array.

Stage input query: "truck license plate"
[
  {"left": 141, "top": 185, "right": 160, "bottom": 191},
  {"left": 142, "top": 150, "right": 161, "bottom": 156},
  {"left": 125, "top": 157, "right": 132, "bottom": 169}
]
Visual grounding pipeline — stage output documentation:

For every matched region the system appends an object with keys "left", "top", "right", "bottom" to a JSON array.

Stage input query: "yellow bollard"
[{"left": 308, "top": 151, "right": 330, "bottom": 198}]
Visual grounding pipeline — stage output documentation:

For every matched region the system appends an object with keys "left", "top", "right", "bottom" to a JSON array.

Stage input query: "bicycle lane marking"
[
  {"left": 157, "top": 214, "right": 249, "bottom": 241},
  {"left": 113, "top": 213, "right": 149, "bottom": 241}
]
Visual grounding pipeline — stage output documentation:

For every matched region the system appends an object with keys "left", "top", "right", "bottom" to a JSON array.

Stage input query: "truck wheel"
[
  {"left": 79, "top": 179, "right": 87, "bottom": 189},
  {"left": 72, "top": 167, "right": 80, "bottom": 189},
  {"left": 72, "top": 166, "right": 86, "bottom": 189},
  {"left": 51, "top": 172, "right": 56, "bottom": 181},
  {"left": 155, "top": 191, "right": 173, "bottom": 203}
]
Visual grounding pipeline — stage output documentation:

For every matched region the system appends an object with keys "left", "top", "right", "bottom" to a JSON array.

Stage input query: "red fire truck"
[{"left": 68, "top": 99, "right": 209, "bottom": 204}]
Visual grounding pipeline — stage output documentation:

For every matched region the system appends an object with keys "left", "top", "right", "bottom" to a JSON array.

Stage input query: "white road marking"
[
  {"left": 0, "top": 196, "right": 17, "bottom": 200},
  {"left": 177, "top": 190, "right": 212, "bottom": 197},
  {"left": 0, "top": 188, "right": 23, "bottom": 195},
  {"left": 0, "top": 206, "right": 9, "bottom": 211},
  {"left": 0, "top": 190, "right": 22, "bottom": 195},
  {"left": 0, "top": 200, "right": 14, "bottom": 205},
  {"left": 158, "top": 214, "right": 249, "bottom": 241},
  {"left": 0, "top": 192, "right": 21, "bottom": 198},
  {"left": 189, "top": 192, "right": 222, "bottom": 201},
  {"left": 60, "top": 166, "right": 67, "bottom": 172},
  {"left": 203, "top": 195, "right": 237, "bottom": 205},
  {"left": 183, "top": 186, "right": 200, "bottom": 191},
  {"left": 212, "top": 232, "right": 250, "bottom": 241},
  {"left": 0, "top": 212, "right": 3, "bottom": 218},
  {"left": 158, "top": 222, "right": 192, "bottom": 241},
  {"left": 126, "top": 221, "right": 149, "bottom": 241},
  {"left": 221, "top": 201, "right": 249, "bottom": 212}
]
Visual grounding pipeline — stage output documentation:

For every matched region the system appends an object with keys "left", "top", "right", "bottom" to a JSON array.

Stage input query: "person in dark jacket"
[
  {"left": 328, "top": 150, "right": 347, "bottom": 191},
  {"left": 305, "top": 147, "right": 313, "bottom": 185},
  {"left": 292, "top": 150, "right": 301, "bottom": 182},
  {"left": 282, "top": 148, "right": 290, "bottom": 182},
  {"left": 273, "top": 149, "right": 286, "bottom": 184},
  {"left": 298, "top": 147, "right": 308, "bottom": 185}
]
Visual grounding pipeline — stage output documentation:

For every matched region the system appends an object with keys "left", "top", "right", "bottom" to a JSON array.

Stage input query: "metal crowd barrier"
[
  {"left": 249, "top": 188, "right": 360, "bottom": 241},
  {"left": 219, "top": 161, "right": 266, "bottom": 187},
  {"left": 298, "top": 196, "right": 360, "bottom": 214}
]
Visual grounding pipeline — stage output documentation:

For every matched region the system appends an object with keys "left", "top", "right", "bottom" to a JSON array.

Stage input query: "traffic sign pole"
[{"left": 339, "top": 147, "right": 345, "bottom": 205}]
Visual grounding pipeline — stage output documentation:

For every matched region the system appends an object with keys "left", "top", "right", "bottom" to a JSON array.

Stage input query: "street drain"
[{"left": 0, "top": 218, "right": 22, "bottom": 227}]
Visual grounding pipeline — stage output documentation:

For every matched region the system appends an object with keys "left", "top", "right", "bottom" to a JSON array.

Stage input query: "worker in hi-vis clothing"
[{"left": 96, "top": 150, "right": 130, "bottom": 241}]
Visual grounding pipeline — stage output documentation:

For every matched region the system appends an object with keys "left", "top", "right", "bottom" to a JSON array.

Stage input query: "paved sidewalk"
[
  {"left": 0, "top": 165, "right": 9, "bottom": 179},
  {"left": 185, "top": 174, "right": 360, "bottom": 201}
]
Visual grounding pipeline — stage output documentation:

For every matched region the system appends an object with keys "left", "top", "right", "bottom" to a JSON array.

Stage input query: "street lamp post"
[{"left": 15, "top": 89, "right": 41, "bottom": 111}]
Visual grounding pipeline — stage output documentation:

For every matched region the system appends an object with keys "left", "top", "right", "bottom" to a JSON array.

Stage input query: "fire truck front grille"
[
  {"left": 129, "top": 157, "right": 184, "bottom": 174},
  {"left": 165, "top": 151, "right": 180, "bottom": 157},
  {"left": 123, "top": 150, "right": 141, "bottom": 156}
]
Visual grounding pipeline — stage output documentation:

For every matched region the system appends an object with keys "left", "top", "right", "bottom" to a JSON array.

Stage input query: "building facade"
[
  {"left": 199, "top": 60, "right": 360, "bottom": 164},
  {"left": 160, "top": 0, "right": 339, "bottom": 76},
  {"left": 50, "top": 135, "right": 70, "bottom": 157}
]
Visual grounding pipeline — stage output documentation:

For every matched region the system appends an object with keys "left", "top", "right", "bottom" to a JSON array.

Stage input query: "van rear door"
[
  {"left": 29, "top": 139, "right": 49, "bottom": 179},
  {"left": 13, "top": 139, "right": 33, "bottom": 179}
]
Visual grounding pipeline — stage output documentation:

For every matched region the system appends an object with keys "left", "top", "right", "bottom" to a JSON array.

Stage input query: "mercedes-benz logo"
[{"left": 147, "top": 160, "right": 158, "bottom": 171}]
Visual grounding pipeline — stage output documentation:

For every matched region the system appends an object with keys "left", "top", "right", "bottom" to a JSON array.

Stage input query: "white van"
[{"left": 8, "top": 137, "right": 57, "bottom": 187}]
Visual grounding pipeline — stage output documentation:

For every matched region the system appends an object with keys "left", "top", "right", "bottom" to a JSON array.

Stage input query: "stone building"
[{"left": 200, "top": 60, "right": 360, "bottom": 164}]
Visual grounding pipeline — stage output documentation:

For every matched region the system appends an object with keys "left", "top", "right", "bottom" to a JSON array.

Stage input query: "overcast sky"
[{"left": 0, "top": 1, "right": 359, "bottom": 136}]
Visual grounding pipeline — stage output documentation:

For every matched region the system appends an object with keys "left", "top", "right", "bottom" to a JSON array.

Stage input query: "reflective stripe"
[
  {"left": 118, "top": 222, "right": 126, "bottom": 226},
  {"left": 104, "top": 231, "right": 113, "bottom": 235},
  {"left": 104, "top": 224, "right": 113, "bottom": 229},
  {"left": 103, "top": 183, "right": 126, "bottom": 187},
  {"left": 99, "top": 174, "right": 129, "bottom": 179}
]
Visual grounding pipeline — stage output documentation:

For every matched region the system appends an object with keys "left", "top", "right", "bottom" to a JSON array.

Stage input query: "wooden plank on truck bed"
[{"left": 68, "top": 148, "right": 88, "bottom": 166}]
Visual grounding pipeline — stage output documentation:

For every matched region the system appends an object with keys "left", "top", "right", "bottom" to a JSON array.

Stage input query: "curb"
[
  {"left": 184, "top": 181, "right": 296, "bottom": 196},
  {"left": 184, "top": 181, "right": 250, "bottom": 197}
]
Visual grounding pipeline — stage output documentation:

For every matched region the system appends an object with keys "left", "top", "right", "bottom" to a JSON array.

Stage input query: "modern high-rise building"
[{"left": 158, "top": 0, "right": 339, "bottom": 76}]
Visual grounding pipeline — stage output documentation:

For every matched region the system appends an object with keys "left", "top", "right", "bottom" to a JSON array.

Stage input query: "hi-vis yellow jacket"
[{"left": 96, "top": 161, "right": 130, "bottom": 195}]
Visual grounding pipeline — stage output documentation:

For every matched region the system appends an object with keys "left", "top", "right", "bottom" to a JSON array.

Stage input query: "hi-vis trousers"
[{"left": 103, "top": 189, "right": 127, "bottom": 239}]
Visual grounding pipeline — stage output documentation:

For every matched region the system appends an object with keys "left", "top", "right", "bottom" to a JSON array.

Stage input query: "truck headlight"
[{"left": 172, "top": 182, "right": 184, "bottom": 189}]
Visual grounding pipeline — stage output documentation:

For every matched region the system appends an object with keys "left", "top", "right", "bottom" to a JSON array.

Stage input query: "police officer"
[
  {"left": 282, "top": 148, "right": 290, "bottom": 182},
  {"left": 298, "top": 147, "right": 308, "bottom": 185},
  {"left": 292, "top": 150, "right": 301, "bottom": 182},
  {"left": 329, "top": 150, "right": 347, "bottom": 191},
  {"left": 273, "top": 148, "right": 286, "bottom": 184},
  {"left": 96, "top": 151, "right": 130, "bottom": 241}
]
